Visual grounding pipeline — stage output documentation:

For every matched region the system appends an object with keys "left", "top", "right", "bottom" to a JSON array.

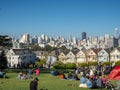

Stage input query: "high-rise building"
[
  {"left": 41, "top": 34, "right": 45, "bottom": 40},
  {"left": 19, "top": 33, "right": 30, "bottom": 44},
  {"left": 82, "top": 32, "right": 86, "bottom": 40},
  {"left": 114, "top": 27, "right": 119, "bottom": 39}
]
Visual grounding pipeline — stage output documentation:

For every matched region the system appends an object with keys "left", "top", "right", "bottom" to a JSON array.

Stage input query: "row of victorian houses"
[
  {"left": 4, "top": 41, "right": 120, "bottom": 68},
  {"left": 46, "top": 47, "right": 120, "bottom": 66}
]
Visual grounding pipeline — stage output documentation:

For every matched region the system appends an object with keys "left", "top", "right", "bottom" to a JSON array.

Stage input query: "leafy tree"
[
  {"left": 59, "top": 46, "right": 70, "bottom": 54},
  {"left": 34, "top": 58, "right": 46, "bottom": 68},
  {"left": 31, "top": 44, "right": 43, "bottom": 51},
  {"left": 44, "top": 45, "right": 53, "bottom": 52},
  {"left": 0, "top": 35, "right": 12, "bottom": 47},
  {"left": 0, "top": 50, "right": 7, "bottom": 69}
]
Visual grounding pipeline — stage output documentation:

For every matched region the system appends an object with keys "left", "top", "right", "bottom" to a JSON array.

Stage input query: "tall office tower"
[
  {"left": 69, "top": 35, "right": 73, "bottom": 43},
  {"left": 19, "top": 33, "right": 30, "bottom": 44},
  {"left": 29, "top": 37, "right": 33, "bottom": 44},
  {"left": 45, "top": 35, "right": 49, "bottom": 42},
  {"left": 114, "top": 27, "right": 119, "bottom": 39},
  {"left": 33, "top": 35, "right": 38, "bottom": 44},
  {"left": 38, "top": 36, "right": 41, "bottom": 44},
  {"left": 41, "top": 34, "right": 45, "bottom": 40},
  {"left": 72, "top": 36, "right": 76, "bottom": 44},
  {"left": 82, "top": 32, "right": 86, "bottom": 40}
]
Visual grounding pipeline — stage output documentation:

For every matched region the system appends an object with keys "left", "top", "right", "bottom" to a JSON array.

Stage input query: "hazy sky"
[{"left": 0, "top": 0, "right": 120, "bottom": 38}]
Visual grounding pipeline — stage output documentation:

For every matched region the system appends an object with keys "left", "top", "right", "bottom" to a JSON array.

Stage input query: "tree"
[
  {"left": 44, "top": 45, "right": 53, "bottom": 52},
  {"left": 34, "top": 58, "right": 46, "bottom": 68},
  {"left": 31, "top": 44, "right": 43, "bottom": 51},
  {"left": 0, "top": 35, "right": 12, "bottom": 47},
  {"left": 0, "top": 50, "right": 7, "bottom": 69},
  {"left": 59, "top": 46, "right": 70, "bottom": 54}
]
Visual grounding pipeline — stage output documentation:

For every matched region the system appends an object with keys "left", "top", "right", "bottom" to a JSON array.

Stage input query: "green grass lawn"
[{"left": 0, "top": 73, "right": 117, "bottom": 90}]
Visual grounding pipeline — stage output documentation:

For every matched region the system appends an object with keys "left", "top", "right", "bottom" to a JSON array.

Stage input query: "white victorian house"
[
  {"left": 46, "top": 51, "right": 57, "bottom": 68},
  {"left": 6, "top": 41, "right": 37, "bottom": 68},
  {"left": 98, "top": 49, "right": 110, "bottom": 63},
  {"left": 110, "top": 47, "right": 120, "bottom": 62},
  {"left": 76, "top": 50, "right": 87, "bottom": 63}
]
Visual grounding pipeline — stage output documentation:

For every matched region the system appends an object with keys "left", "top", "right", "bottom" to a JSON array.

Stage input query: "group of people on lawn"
[
  {"left": 58, "top": 63, "right": 114, "bottom": 89},
  {"left": 17, "top": 68, "right": 41, "bottom": 90},
  {"left": 17, "top": 68, "right": 41, "bottom": 80}
]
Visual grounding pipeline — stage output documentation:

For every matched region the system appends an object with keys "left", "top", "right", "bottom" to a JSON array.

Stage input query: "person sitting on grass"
[
  {"left": 0, "top": 70, "right": 6, "bottom": 78},
  {"left": 59, "top": 71, "right": 67, "bottom": 79},
  {"left": 86, "top": 76, "right": 93, "bottom": 89},
  {"left": 79, "top": 74, "right": 87, "bottom": 88},
  {"left": 96, "top": 76, "right": 103, "bottom": 90},
  {"left": 28, "top": 69, "right": 33, "bottom": 78},
  {"left": 101, "top": 74, "right": 108, "bottom": 87},
  {"left": 67, "top": 72, "right": 74, "bottom": 80},
  {"left": 72, "top": 72, "right": 80, "bottom": 80}
]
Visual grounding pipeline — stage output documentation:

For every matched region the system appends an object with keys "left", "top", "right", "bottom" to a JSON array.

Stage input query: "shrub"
[
  {"left": 89, "top": 62, "right": 98, "bottom": 66},
  {"left": 115, "top": 60, "right": 120, "bottom": 66},
  {"left": 78, "top": 62, "right": 88, "bottom": 67},
  {"left": 29, "top": 64, "right": 34, "bottom": 68},
  {"left": 35, "top": 61, "right": 43, "bottom": 68},
  {"left": 102, "top": 62, "right": 112, "bottom": 66},
  {"left": 52, "top": 61, "right": 65, "bottom": 69},
  {"left": 66, "top": 63, "right": 76, "bottom": 69},
  {"left": 52, "top": 62, "right": 76, "bottom": 69}
]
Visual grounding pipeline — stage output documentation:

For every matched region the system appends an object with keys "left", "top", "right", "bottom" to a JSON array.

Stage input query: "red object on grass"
[{"left": 107, "top": 66, "right": 120, "bottom": 80}]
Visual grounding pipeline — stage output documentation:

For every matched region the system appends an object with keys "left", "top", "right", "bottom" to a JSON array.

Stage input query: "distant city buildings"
[
  {"left": 2, "top": 27, "right": 120, "bottom": 68},
  {"left": 17, "top": 28, "right": 120, "bottom": 50}
]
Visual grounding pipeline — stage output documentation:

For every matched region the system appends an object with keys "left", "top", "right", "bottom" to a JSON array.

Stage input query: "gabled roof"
[
  {"left": 11, "top": 48, "right": 32, "bottom": 55},
  {"left": 66, "top": 51, "right": 74, "bottom": 56},
  {"left": 104, "top": 48, "right": 111, "bottom": 53},
  {"left": 91, "top": 48, "right": 102, "bottom": 54},
  {"left": 76, "top": 50, "right": 86, "bottom": 57},
  {"left": 111, "top": 47, "right": 120, "bottom": 53},
  {"left": 71, "top": 49, "right": 80, "bottom": 55},
  {"left": 48, "top": 50, "right": 59, "bottom": 57},
  {"left": 116, "top": 47, "right": 120, "bottom": 51},
  {"left": 59, "top": 52, "right": 66, "bottom": 56},
  {"left": 33, "top": 51, "right": 45, "bottom": 56}
]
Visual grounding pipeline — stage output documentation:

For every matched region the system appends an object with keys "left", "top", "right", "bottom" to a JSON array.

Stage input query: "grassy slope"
[{"left": 0, "top": 73, "right": 114, "bottom": 90}]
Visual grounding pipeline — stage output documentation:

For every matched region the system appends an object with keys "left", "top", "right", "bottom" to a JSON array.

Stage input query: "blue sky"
[{"left": 0, "top": 0, "right": 120, "bottom": 38}]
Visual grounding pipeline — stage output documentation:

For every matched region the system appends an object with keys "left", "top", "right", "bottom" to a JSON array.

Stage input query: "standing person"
[
  {"left": 34, "top": 68, "right": 40, "bottom": 76},
  {"left": 30, "top": 77, "right": 39, "bottom": 90}
]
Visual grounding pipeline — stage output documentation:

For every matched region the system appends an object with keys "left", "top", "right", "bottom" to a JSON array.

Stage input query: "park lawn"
[{"left": 0, "top": 73, "right": 115, "bottom": 90}]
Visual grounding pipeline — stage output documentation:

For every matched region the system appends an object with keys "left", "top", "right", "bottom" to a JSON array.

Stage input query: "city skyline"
[{"left": 0, "top": 0, "right": 120, "bottom": 38}]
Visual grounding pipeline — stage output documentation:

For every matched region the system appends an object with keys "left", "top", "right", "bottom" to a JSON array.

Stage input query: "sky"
[{"left": 0, "top": 0, "right": 120, "bottom": 39}]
